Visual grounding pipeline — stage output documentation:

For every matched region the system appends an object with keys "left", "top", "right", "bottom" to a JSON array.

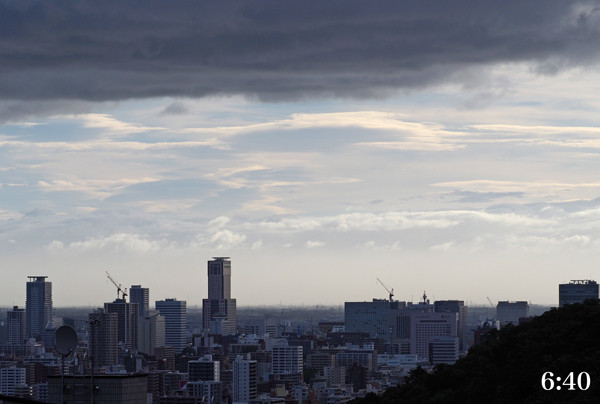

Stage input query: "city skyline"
[{"left": 3, "top": 1, "right": 600, "bottom": 306}]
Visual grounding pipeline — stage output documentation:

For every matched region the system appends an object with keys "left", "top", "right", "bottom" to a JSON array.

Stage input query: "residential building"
[
  {"left": 26, "top": 276, "right": 52, "bottom": 339},
  {"left": 138, "top": 311, "right": 165, "bottom": 356},
  {"left": 88, "top": 309, "right": 119, "bottom": 369},
  {"left": 232, "top": 354, "right": 258, "bottom": 402},
  {"left": 0, "top": 366, "right": 26, "bottom": 396},
  {"left": 104, "top": 299, "right": 139, "bottom": 351},
  {"left": 129, "top": 285, "right": 150, "bottom": 318},
  {"left": 271, "top": 344, "right": 303, "bottom": 384}
]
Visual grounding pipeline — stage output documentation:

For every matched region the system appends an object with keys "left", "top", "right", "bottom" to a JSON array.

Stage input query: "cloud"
[
  {"left": 2, "top": 1, "right": 599, "bottom": 103},
  {"left": 78, "top": 114, "right": 165, "bottom": 135},
  {"left": 66, "top": 233, "right": 165, "bottom": 253},
  {"left": 306, "top": 240, "right": 326, "bottom": 248}
]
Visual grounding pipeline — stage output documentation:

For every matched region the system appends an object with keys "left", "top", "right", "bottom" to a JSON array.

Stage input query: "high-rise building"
[
  {"left": 434, "top": 300, "right": 467, "bottom": 351},
  {"left": 88, "top": 309, "right": 119, "bottom": 369},
  {"left": 138, "top": 311, "right": 165, "bottom": 356},
  {"left": 559, "top": 280, "right": 599, "bottom": 307},
  {"left": 7, "top": 306, "right": 25, "bottom": 345},
  {"left": 202, "top": 257, "right": 237, "bottom": 335},
  {"left": 26, "top": 276, "right": 52, "bottom": 339},
  {"left": 345, "top": 299, "right": 395, "bottom": 341},
  {"left": 104, "top": 299, "right": 139, "bottom": 351},
  {"left": 496, "top": 301, "right": 529, "bottom": 326},
  {"left": 129, "top": 285, "right": 150, "bottom": 318},
  {"left": 155, "top": 298, "right": 187, "bottom": 352},
  {"left": 232, "top": 354, "right": 257, "bottom": 402},
  {"left": 271, "top": 344, "right": 303, "bottom": 383}
]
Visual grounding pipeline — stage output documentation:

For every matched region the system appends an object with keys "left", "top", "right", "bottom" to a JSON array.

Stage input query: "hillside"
[{"left": 352, "top": 300, "right": 600, "bottom": 404}]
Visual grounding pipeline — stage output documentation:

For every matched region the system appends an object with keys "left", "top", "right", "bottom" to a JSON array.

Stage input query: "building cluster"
[{"left": 0, "top": 266, "right": 598, "bottom": 403}]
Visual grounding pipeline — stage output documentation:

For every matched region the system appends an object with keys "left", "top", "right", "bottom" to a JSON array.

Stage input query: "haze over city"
[{"left": 3, "top": 1, "right": 600, "bottom": 307}]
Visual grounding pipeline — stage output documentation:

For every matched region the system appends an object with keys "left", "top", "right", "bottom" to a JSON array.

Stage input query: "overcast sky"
[{"left": 2, "top": 0, "right": 600, "bottom": 307}]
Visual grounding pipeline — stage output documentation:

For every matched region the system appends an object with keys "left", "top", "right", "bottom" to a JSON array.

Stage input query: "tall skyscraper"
[
  {"left": 7, "top": 306, "right": 25, "bottom": 345},
  {"left": 202, "top": 257, "right": 237, "bottom": 335},
  {"left": 559, "top": 280, "right": 599, "bottom": 307},
  {"left": 104, "top": 299, "right": 139, "bottom": 351},
  {"left": 26, "top": 276, "right": 52, "bottom": 339},
  {"left": 155, "top": 298, "right": 187, "bottom": 352},
  {"left": 130, "top": 285, "right": 150, "bottom": 318},
  {"left": 88, "top": 309, "right": 119, "bottom": 369}
]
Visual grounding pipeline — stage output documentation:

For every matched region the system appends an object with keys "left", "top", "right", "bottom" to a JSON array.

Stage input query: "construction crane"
[
  {"left": 376, "top": 278, "right": 394, "bottom": 302},
  {"left": 487, "top": 297, "right": 495, "bottom": 309},
  {"left": 106, "top": 271, "right": 128, "bottom": 300}
]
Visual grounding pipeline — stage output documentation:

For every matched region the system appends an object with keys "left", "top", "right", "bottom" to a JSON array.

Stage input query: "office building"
[
  {"left": 232, "top": 354, "right": 257, "bottom": 402},
  {"left": 496, "top": 301, "right": 529, "bottom": 326},
  {"left": 104, "top": 299, "right": 139, "bottom": 351},
  {"left": 434, "top": 300, "right": 467, "bottom": 350},
  {"left": 428, "top": 336, "right": 459, "bottom": 365},
  {"left": 155, "top": 298, "right": 187, "bottom": 352},
  {"left": 559, "top": 280, "right": 599, "bottom": 307},
  {"left": 189, "top": 355, "right": 220, "bottom": 382},
  {"left": 129, "top": 285, "right": 150, "bottom": 318},
  {"left": 137, "top": 311, "right": 165, "bottom": 356},
  {"left": 0, "top": 366, "right": 26, "bottom": 396},
  {"left": 345, "top": 299, "right": 400, "bottom": 341},
  {"left": 7, "top": 306, "right": 25, "bottom": 345},
  {"left": 202, "top": 257, "right": 237, "bottom": 335},
  {"left": 88, "top": 309, "right": 119, "bottom": 369},
  {"left": 410, "top": 312, "right": 458, "bottom": 362},
  {"left": 26, "top": 276, "right": 52, "bottom": 339}
]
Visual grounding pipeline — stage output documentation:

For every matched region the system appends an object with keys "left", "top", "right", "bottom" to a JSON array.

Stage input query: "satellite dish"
[{"left": 54, "top": 325, "right": 78, "bottom": 356}]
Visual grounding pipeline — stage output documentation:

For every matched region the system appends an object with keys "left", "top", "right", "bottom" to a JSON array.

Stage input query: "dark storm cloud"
[{"left": 1, "top": 0, "right": 600, "bottom": 102}]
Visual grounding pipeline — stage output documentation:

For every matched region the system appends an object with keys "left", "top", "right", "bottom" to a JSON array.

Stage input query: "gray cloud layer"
[{"left": 2, "top": 0, "right": 600, "bottom": 102}]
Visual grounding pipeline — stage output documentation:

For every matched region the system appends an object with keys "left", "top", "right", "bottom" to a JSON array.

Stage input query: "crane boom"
[
  {"left": 487, "top": 297, "right": 495, "bottom": 309},
  {"left": 376, "top": 278, "right": 394, "bottom": 302},
  {"left": 106, "top": 271, "right": 128, "bottom": 300}
]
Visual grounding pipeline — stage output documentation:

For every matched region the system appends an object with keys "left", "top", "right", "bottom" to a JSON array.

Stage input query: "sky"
[{"left": 2, "top": 0, "right": 600, "bottom": 307}]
